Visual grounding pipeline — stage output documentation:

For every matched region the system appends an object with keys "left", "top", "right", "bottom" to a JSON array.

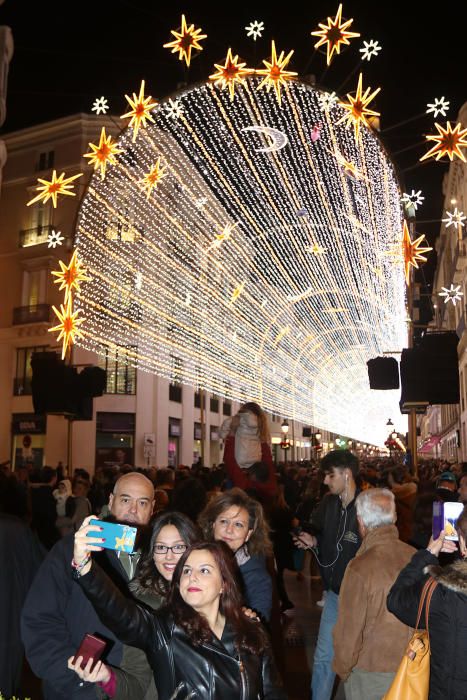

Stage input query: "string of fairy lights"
[{"left": 25, "top": 7, "right": 467, "bottom": 445}]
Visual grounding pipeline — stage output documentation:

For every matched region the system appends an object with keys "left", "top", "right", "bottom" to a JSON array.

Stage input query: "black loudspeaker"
[
  {"left": 78, "top": 366, "right": 107, "bottom": 397},
  {"left": 367, "top": 357, "right": 399, "bottom": 390},
  {"left": 400, "top": 332, "right": 459, "bottom": 406},
  {"left": 302, "top": 427, "right": 312, "bottom": 438}
]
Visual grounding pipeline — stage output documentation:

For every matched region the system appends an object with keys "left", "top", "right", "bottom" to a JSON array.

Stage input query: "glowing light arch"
[{"left": 75, "top": 77, "right": 407, "bottom": 445}]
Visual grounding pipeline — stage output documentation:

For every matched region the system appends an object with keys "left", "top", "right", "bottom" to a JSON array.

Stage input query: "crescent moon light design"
[{"left": 242, "top": 125, "right": 289, "bottom": 153}]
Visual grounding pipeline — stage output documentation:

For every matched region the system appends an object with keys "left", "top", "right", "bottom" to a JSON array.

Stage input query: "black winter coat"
[
  {"left": 387, "top": 549, "right": 467, "bottom": 700},
  {"left": 77, "top": 562, "right": 286, "bottom": 700}
]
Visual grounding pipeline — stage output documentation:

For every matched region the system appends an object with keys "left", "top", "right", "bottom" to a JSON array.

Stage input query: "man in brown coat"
[{"left": 332, "top": 488, "right": 415, "bottom": 700}]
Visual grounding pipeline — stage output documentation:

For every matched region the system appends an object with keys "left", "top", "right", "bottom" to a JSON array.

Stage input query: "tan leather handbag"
[{"left": 383, "top": 577, "right": 438, "bottom": 700}]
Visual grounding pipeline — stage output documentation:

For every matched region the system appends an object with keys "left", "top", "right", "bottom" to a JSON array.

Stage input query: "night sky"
[{"left": 1, "top": 0, "right": 465, "bottom": 297}]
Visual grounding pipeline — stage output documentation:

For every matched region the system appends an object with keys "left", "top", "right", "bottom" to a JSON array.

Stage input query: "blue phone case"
[{"left": 89, "top": 519, "right": 137, "bottom": 553}]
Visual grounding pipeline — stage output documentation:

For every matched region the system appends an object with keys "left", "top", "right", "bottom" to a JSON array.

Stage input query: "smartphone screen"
[
  {"left": 443, "top": 502, "right": 464, "bottom": 541},
  {"left": 73, "top": 633, "right": 106, "bottom": 670}
]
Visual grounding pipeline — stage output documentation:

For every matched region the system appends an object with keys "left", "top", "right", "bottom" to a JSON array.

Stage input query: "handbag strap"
[{"left": 415, "top": 577, "right": 438, "bottom": 631}]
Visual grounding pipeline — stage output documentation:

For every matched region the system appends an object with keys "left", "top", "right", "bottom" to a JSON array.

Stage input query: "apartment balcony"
[
  {"left": 12, "top": 304, "right": 51, "bottom": 325},
  {"left": 19, "top": 224, "right": 54, "bottom": 248}
]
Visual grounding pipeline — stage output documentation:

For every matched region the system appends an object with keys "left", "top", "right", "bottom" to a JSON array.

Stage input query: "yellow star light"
[
  {"left": 163, "top": 14, "right": 207, "bottom": 68},
  {"left": 256, "top": 41, "right": 297, "bottom": 106},
  {"left": 209, "top": 49, "right": 252, "bottom": 101},
  {"left": 311, "top": 4, "right": 360, "bottom": 65},
  {"left": 230, "top": 281, "right": 246, "bottom": 304},
  {"left": 51, "top": 249, "right": 91, "bottom": 303},
  {"left": 210, "top": 221, "right": 239, "bottom": 249},
  {"left": 83, "top": 127, "right": 123, "bottom": 180},
  {"left": 27, "top": 170, "right": 82, "bottom": 209},
  {"left": 140, "top": 158, "right": 167, "bottom": 199},
  {"left": 306, "top": 243, "right": 327, "bottom": 255},
  {"left": 121, "top": 80, "right": 158, "bottom": 142},
  {"left": 402, "top": 221, "right": 432, "bottom": 284},
  {"left": 336, "top": 73, "right": 381, "bottom": 141},
  {"left": 49, "top": 296, "right": 85, "bottom": 360},
  {"left": 420, "top": 121, "right": 467, "bottom": 162}
]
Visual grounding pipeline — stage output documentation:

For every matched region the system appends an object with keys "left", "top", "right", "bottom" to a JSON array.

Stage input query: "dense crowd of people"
[{"left": 1, "top": 402, "right": 467, "bottom": 699}]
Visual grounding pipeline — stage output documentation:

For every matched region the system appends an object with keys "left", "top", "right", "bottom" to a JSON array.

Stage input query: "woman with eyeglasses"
[
  {"left": 198, "top": 488, "right": 273, "bottom": 622},
  {"left": 69, "top": 519, "right": 285, "bottom": 700},
  {"left": 69, "top": 511, "right": 201, "bottom": 699}
]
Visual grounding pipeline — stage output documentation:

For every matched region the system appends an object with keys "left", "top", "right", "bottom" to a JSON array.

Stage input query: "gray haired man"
[{"left": 332, "top": 489, "right": 416, "bottom": 700}]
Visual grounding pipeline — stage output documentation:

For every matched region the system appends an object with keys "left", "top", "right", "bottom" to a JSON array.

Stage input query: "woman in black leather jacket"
[{"left": 69, "top": 518, "right": 286, "bottom": 700}]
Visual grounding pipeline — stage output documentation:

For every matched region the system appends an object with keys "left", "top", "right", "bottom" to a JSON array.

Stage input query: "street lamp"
[
  {"left": 281, "top": 419, "right": 290, "bottom": 465},
  {"left": 386, "top": 418, "right": 394, "bottom": 427}
]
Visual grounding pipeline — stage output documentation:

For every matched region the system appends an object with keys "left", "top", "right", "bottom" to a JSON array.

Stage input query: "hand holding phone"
[
  {"left": 89, "top": 519, "right": 137, "bottom": 553},
  {"left": 72, "top": 633, "right": 106, "bottom": 671}
]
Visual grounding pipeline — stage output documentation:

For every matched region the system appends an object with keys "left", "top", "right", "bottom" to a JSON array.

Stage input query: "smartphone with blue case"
[{"left": 89, "top": 519, "right": 137, "bottom": 553}]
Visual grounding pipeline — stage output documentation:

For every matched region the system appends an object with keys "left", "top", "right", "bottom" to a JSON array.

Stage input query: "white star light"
[
  {"left": 401, "top": 189, "right": 425, "bottom": 210},
  {"left": 91, "top": 97, "right": 109, "bottom": 115},
  {"left": 442, "top": 208, "right": 466, "bottom": 230},
  {"left": 47, "top": 229, "right": 65, "bottom": 248},
  {"left": 359, "top": 39, "right": 381, "bottom": 62},
  {"left": 245, "top": 20, "right": 265, "bottom": 41},
  {"left": 439, "top": 284, "right": 464, "bottom": 306},
  {"left": 318, "top": 91, "right": 338, "bottom": 113},
  {"left": 165, "top": 98, "right": 184, "bottom": 119},
  {"left": 426, "top": 97, "right": 450, "bottom": 119}
]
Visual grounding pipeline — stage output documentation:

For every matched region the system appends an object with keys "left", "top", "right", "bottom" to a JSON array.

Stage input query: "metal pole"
[
  {"left": 200, "top": 389, "right": 205, "bottom": 466},
  {"left": 67, "top": 417, "right": 73, "bottom": 477},
  {"left": 407, "top": 221, "right": 418, "bottom": 477}
]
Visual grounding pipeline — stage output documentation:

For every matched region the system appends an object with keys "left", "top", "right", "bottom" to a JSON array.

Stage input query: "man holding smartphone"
[{"left": 21, "top": 472, "right": 155, "bottom": 700}]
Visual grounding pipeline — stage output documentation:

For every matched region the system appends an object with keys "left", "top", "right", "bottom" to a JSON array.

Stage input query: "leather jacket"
[{"left": 76, "top": 563, "right": 286, "bottom": 700}]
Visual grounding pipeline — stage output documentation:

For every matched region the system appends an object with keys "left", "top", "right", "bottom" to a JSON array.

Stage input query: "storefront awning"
[{"left": 418, "top": 435, "right": 441, "bottom": 454}]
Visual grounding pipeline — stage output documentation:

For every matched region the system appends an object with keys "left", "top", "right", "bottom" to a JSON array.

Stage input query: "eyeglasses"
[{"left": 153, "top": 544, "right": 187, "bottom": 555}]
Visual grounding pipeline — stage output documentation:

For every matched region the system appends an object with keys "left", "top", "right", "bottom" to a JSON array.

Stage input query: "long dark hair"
[
  {"left": 133, "top": 511, "right": 201, "bottom": 596},
  {"left": 168, "top": 541, "right": 267, "bottom": 654}
]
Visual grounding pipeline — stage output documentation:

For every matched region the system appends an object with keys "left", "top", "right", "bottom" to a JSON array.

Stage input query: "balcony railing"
[
  {"left": 13, "top": 377, "right": 33, "bottom": 395},
  {"left": 12, "top": 304, "right": 51, "bottom": 325},
  {"left": 19, "top": 225, "right": 54, "bottom": 248}
]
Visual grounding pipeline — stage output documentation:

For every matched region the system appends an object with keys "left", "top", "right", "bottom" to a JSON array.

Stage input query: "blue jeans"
[{"left": 311, "top": 590, "right": 339, "bottom": 700}]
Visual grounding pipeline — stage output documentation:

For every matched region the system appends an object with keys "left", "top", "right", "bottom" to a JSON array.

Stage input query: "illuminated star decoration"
[
  {"left": 47, "top": 229, "right": 65, "bottom": 249},
  {"left": 121, "top": 80, "right": 158, "bottom": 142},
  {"left": 163, "top": 14, "right": 207, "bottom": 68},
  {"left": 49, "top": 296, "right": 85, "bottom": 360},
  {"left": 426, "top": 97, "right": 450, "bottom": 119},
  {"left": 83, "top": 127, "right": 123, "bottom": 180},
  {"left": 140, "top": 157, "right": 167, "bottom": 199},
  {"left": 245, "top": 20, "right": 264, "bottom": 41},
  {"left": 329, "top": 148, "right": 367, "bottom": 181},
  {"left": 209, "top": 221, "right": 239, "bottom": 248},
  {"left": 318, "top": 91, "right": 339, "bottom": 113},
  {"left": 401, "top": 189, "right": 425, "bottom": 211},
  {"left": 51, "top": 249, "right": 91, "bottom": 303},
  {"left": 359, "top": 39, "right": 381, "bottom": 62},
  {"left": 209, "top": 49, "right": 251, "bottom": 101},
  {"left": 439, "top": 284, "right": 464, "bottom": 306},
  {"left": 337, "top": 73, "right": 381, "bottom": 141},
  {"left": 27, "top": 170, "right": 82, "bottom": 209},
  {"left": 311, "top": 4, "right": 360, "bottom": 65},
  {"left": 230, "top": 281, "right": 246, "bottom": 304},
  {"left": 420, "top": 122, "right": 467, "bottom": 162},
  {"left": 306, "top": 243, "right": 327, "bottom": 255},
  {"left": 91, "top": 97, "right": 109, "bottom": 115},
  {"left": 165, "top": 98, "right": 184, "bottom": 119},
  {"left": 442, "top": 208, "right": 466, "bottom": 230},
  {"left": 256, "top": 41, "right": 297, "bottom": 106},
  {"left": 402, "top": 220, "right": 432, "bottom": 283}
]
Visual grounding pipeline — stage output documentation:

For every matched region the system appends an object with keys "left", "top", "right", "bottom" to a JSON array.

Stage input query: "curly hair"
[
  {"left": 168, "top": 541, "right": 268, "bottom": 654},
  {"left": 198, "top": 488, "right": 272, "bottom": 557},
  {"left": 133, "top": 511, "right": 202, "bottom": 596}
]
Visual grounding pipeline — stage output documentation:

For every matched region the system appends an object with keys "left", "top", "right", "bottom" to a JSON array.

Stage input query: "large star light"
[
  {"left": 51, "top": 249, "right": 91, "bottom": 303},
  {"left": 27, "top": 170, "right": 82, "bottom": 208},
  {"left": 210, "top": 49, "right": 251, "bottom": 100},
  {"left": 121, "top": 81, "right": 158, "bottom": 142},
  {"left": 402, "top": 221, "right": 432, "bottom": 283},
  {"left": 256, "top": 41, "right": 297, "bottom": 106},
  {"left": 74, "top": 77, "right": 407, "bottom": 447},
  {"left": 84, "top": 127, "right": 123, "bottom": 180},
  {"left": 49, "top": 297, "right": 85, "bottom": 360},
  {"left": 420, "top": 122, "right": 467, "bottom": 162},
  {"left": 140, "top": 158, "right": 167, "bottom": 199},
  {"left": 311, "top": 4, "right": 360, "bottom": 65},
  {"left": 337, "top": 73, "right": 381, "bottom": 141},
  {"left": 163, "top": 15, "right": 207, "bottom": 67}
]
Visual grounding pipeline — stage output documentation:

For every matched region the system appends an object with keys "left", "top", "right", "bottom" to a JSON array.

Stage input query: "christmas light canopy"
[
  {"left": 121, "top": 80, "right": 158, "bottom": 142},
  {"left": 163, "top": 14, "right": 207, "bottom": 68},
  {"left": 426, "top": 97, "right": 450, "bottom": 119},
  {"left": 420, "top": 121, "right": 467, "bottom": 162},
  {"left": 311, "top": 4, "right": 360, "bottom": 65},
  {"left": 439, "top": 284, "right": 463, "bottom": 306},
  {"left": 27, "top": 170, "right": 82, "bottom": 208},
  {"left": 337, "top": 73, "right": 381, "bottom": 141},
  {"left": 74, "top": 77, "right": 407, "bottom": 446}
]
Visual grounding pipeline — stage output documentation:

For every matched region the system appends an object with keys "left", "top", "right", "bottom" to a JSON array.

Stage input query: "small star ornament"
[
  {"left": 245, "top": 20, "right": 264, "bottom": 40},
  {"left": 401, "top": 190, "right": 425, "bottom": 210},
  {"left": 442, "top": 208, "right": 466, "bottom": 230},
  {"left": 91, "top": 97, "right": 109, "bottom": 115},
  {"left": 439, "top": 284, "right": 463, "bottom": 306},
  {"left": 165, "top": 98, "right": 184, "bottom": 119},
  {"left": 318, "top": 91, "right": 338, "bottom": 113},
  {"left": 47, "top": 229, "right": 65, "bottom": 249},
  {"left": 426, "top": 97, "right": 450, "bottom": 119},
  {"left": 359, "top": 39, "right": 381, "bottom": 61}
]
